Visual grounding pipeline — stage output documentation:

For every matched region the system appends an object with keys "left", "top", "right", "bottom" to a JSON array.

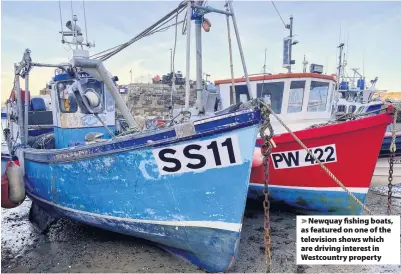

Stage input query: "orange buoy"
[{"left": 202, "top": 18, "right": 211, "bottom": 32}]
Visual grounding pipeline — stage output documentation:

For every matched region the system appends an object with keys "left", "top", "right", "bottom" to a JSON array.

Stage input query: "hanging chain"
[
  {"left": 258, "top": 100, "right": 274, "bottom": 273},
  {"left": 387, "top": 103, "right": 399, "bottom": 215}
]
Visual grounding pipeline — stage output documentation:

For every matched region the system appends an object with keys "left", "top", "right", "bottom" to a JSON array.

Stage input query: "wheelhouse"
[{"left": 215, "top": 73, "right": 337, "bottom": 133}]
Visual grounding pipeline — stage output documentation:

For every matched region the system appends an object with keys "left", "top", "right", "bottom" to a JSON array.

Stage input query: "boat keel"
[{"left": 29, "top": 201, "right": 58, "bottom": 233}]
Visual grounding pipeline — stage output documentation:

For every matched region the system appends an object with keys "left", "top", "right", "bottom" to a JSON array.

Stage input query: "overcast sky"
[{"left": 2, "top": 1, "right": 401, "bottom": 103}]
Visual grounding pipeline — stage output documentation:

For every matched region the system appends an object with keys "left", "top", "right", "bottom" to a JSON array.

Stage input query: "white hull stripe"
[
  {"left": 249, "top": 183, "right": 369, "bottom": 194},
  {"left": 27, "top": 192, "right": 242, "bottom": 232}
]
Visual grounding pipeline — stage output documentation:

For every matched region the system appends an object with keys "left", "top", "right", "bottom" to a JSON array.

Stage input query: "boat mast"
[
  {"left": 302, "top": 55, "right": 308, "bottom": 73},
  {"left": 13, "top": 67, "right": 24, "bottom": 146},
  {"left": 334, "top": 42, "right": 345, "bottom": 107},
  {"left": 287, "top": 15, "right": 293, "bottom": 73},
  {"left": 187, "top": 0, "right": 254, "bottom": 108},
  {"left": 227, "top": 0, "right": 253, "bottom": 99},
  {"left": 184, "top": 0, "right": 192, "bottom": 110},
  {"left": 194, "top": 1, "right": 204, "bottom": 113},
  {"left": 225, "top": 3, "right": 236, "bottom": 105},
  {"left": 337, "top": 43, "right": 344, "bottom": 86},
  {"left": 24, "top": 67, "right": 29, "bottom": 144}
]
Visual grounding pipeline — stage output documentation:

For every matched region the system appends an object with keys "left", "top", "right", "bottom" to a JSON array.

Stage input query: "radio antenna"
[
  {"left": 58, "top": 0, "right": 64, "bottom": 43},
  {"left": 82, "top": 0, "right": 89, "bottom": 46}
]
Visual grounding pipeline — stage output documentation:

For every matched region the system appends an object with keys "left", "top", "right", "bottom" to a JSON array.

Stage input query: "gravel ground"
[{"left": 1, "top": 188, "right": 401, "bottom": 273}]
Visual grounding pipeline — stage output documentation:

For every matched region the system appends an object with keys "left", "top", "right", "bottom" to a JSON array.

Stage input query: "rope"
[
  {"left": 270, "top": 0, "right": 287, "bottom": 28},
  {"left": 389, "top": 102, "right": 400, "bottom": 153},
  {"left": 258, "top": 100, "right": 374, "bottom": 215}
]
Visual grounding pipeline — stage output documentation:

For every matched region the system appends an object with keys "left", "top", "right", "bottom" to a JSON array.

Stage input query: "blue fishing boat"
[
  {"left": 2, "top": 1, "right": 269, "bottom": 272},
  {"left": 2, "top": 94, "right": 53, "bottom": 175}
]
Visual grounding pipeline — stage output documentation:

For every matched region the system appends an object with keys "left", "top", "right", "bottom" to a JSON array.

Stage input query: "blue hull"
[
  {"left": 248, "top": 184, "right": 368, "bottom": 215},
  {"left": 29, "top": 194, "right": 240, "bottom": 271},
  {"left": 23, "top": 109, "right": 261, "bottom": 272}
]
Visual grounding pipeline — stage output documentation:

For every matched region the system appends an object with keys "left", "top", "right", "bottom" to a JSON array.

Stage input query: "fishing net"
[{"left": 31, "top": 133, "right": 55, "bottom": 150}]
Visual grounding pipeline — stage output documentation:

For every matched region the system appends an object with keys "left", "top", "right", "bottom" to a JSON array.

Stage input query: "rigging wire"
[
  {"left": 89, "top": 19, "right": 185, "bottom": 60},
  {"left": 181, "top": 9, "right": 188, "bottom": 35},
  {"left": 270, "top": 0, "right": 286, "bottom": 28},
  {"left": 96, "top": 14, "right": 185, "bottom": 61},
  {"left": 90, "top": 1, "right": 187, "bottom": 61},
  {"left": 95, "top": 8, "right": 185, "bottom": 61}
]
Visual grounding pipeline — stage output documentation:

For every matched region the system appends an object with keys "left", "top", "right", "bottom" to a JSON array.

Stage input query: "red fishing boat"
[{"left": 215, "top": 71, "right": 393, "bottom": 215}]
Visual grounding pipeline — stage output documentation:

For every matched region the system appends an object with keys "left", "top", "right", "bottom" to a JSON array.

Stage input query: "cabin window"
[
  {"left": 337, "top": 105, "right": 346, "bottom": 112},
  {"left": 357, "top": 106, "right": 365, "bottom": 113},
  {"left": 57, "top": 81, "right": 78, "bottom": 113},
  {"left": 83, "top": 79, "right": 105, "bottom": 113},
  {"left": 307, "top": 81, "right": 329, "bottom": 112},
  {"left": 57, "top": 79, "right": 105, "bottom": 113},
  {"left": 348, "top": 105, "right": 357, "bottom": 113},
  {"left": 257, "top": 82, "right": 284, "bottom": 114},
  {"left": 287, "top": 81, "right": 305, "bottom": 113},
  {"left": 239, "top": 94, "right": 248, "bottom": 103},
  {"left": 234, "top": 85, "right": 250, "bottom": 104}
]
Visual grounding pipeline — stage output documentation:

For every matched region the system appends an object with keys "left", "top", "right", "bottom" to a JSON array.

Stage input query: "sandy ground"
[{"left": 1, "top": 188, "right": 401, "bottom": 273}]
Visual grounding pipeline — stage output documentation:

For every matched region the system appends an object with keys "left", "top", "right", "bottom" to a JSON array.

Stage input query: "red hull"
[{"left": 251, "top": 113, "right": 392, "bottom": 187}]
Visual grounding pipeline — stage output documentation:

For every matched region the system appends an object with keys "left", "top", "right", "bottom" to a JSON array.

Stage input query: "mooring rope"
[{"left": 259, "top": 100, "right": 375, "bottom": 215}]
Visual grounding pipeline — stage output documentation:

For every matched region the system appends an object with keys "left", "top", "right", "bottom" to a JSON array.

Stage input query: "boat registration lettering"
[
  {"left": 271, "top": 144, "right": 337, "bottom": 169},
  {"left": 153, "top": 135, "right": 242, "bottom": 175}
]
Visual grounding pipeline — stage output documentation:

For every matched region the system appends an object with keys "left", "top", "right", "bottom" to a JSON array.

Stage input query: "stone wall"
[{"left": 119, "top": 83, "right": 197, "bottom": 118}]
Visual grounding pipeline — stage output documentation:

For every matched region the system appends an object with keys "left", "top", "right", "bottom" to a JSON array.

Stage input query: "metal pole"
[
  {"left": 195, "top": 0, "right": 204, "bottom": 113},
  {"left": 170, "top": 48, "right": 173, "bottom": 73},
  {"left": 337, "top": 43, "right": 344, "bottom": 87},
  {"left": 130, "top": 70, "right": 132, "bottom": 84},
  {"left": 227, "top": 0, "right": 253, "bottom": 99},
  {"left": 261, "top": 48, "right": 267, "bottom": 96},
  {"left": 24, "top": 73, "right": 29, "bottom": 145},
  {"left": 288, "top": 15, "right": 293, "bottom": 73},
  {"left": 14, "top": 71, "right": 24, "bottom": 146},
  {"left": 225, "top": 6, "right": 236, "bottom": 105},
  {"left": 334, "top": 43, "right": 345, "bottom": 109},
  {"left": 184, "top": 0, "right": 191, "bottom": 110},
  {"left": 72, "top": 58, "right": 139, "bottom": 129}
]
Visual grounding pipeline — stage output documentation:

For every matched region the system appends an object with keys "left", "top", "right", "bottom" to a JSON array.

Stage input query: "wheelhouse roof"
[{"left": 214, "top": 73, "right": 336, "bottom": 85}]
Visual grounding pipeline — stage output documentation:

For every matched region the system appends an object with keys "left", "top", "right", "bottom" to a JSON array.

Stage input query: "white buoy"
[{"left": 6, "top": 161, "right": 25, "bottom": 204}]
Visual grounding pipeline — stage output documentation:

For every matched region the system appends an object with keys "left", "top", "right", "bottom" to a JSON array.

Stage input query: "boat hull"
[
  {"left": 1, "top": 155, "right": 10, "bottom": 176},
  {"left": 23, "top": 109, "right": 260, "bottom": 272},
  {"left": 250, "top": 113, "right": 392, "bottom": 215}
]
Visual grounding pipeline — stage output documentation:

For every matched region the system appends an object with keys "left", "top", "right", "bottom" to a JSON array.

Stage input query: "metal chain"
[
  {"left": 258, "top": 100, "right": 274, "bottom": 273},
  {"left": 388, "top": 103, "right": 400, "bottom": 215}
]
